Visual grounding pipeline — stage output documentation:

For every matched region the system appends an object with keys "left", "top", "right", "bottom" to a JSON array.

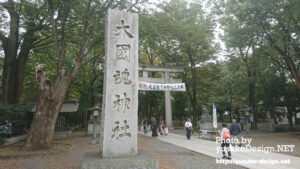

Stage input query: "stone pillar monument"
[
  {"left": 99, "top": 9, "right": 139, "bottom": 158},
  {"left": 199, "top": 105, "right": 214, "bottom": 130},
  {"left": 164, "top": 72, "right": 173, "bottom": 129},
  {"left": 81, "top": 9, "right": 158, "bottom": 169}
]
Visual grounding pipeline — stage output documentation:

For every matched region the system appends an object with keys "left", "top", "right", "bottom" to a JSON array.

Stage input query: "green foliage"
[
  {"left": 139, "top": 91, "right": 165, "bottom": 121},
  {"left": 0, "top": 136, "right": 5, "bottom": 146},
  {"left": 172, "top": 92, "right": 188, "bottom": 120},
  {"left": 2, "top": 0, "right": 299, "bottom": 129},
  {"left": 139, "top": 0, "right": 217, "bottom": 124},
  {"left": 67, "top": 111, "right": 82, "bottom": 127}
]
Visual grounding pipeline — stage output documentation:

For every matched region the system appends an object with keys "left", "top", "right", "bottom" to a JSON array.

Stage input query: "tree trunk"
[
  {"left": 186, "top": 48, "right": 197, "bottom": 127},
  {"left": 191, "top": 68, "right": 197, "bottom": 127},
  {"left": 247, "top": 69, "right": 257, "bottom": 129},
  {"left": 22, "top": 0, "right": 114, "bottom": 150},
  {"left": 1, "top": 1, "right": 37, "bottom": 105},
  {"left": 230, "top": 91, "right": 233, "bottom": 120},
  {"left": 248, "top": 81, "right": 256, "bottom": 128},
  {"left": 2, "top": 57, "right": 20, "bottom": 105},
  {"left": 283, "top": 56, "right": 300, "bottom": 90},
  {"left": 285, "top": 93, "right": 295, "bottom": 131},
  {"left": 268, "top": 36, "right": 300, "bottom": 91},
  {"left": 24, "top": 66, "right": 70, "bottom": 150},
  {"left": 2, "top": 50, "right": 32, "bottom": 105},
  {"left": 186, "top": 66, "right": 197, "bottom": 126},
  {"left": 24, "top": 96, "right": 64, "bottom": 150}
]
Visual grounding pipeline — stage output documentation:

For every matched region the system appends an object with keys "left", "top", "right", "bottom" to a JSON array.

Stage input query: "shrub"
[
  {"left": 0, "top": 103, "right": 33, "bottom": 135},
  {"left": 0, "top": 136, "right": 6, "bottom": 145}
]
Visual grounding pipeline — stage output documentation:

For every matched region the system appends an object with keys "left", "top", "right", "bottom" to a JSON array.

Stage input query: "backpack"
[{"left": 223, "top": 130, "right": 230, "bottom": 139}]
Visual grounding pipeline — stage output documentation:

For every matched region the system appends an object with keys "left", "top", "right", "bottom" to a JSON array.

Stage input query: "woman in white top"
[
  {"left": 220, "top": 123, "right": 231, "bottom": 159},
  {"left": 184, "top": 118, "right": 193, "bottom": 139}
]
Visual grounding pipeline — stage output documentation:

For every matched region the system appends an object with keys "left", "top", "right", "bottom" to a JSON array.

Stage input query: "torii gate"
[{"left": 138, "top": 65, "right": 185, "bottom": 129}]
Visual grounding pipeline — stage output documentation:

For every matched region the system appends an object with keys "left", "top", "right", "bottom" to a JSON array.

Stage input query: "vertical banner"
[{"left": 213, "top": 104, "right": 217, "bottom": 129}]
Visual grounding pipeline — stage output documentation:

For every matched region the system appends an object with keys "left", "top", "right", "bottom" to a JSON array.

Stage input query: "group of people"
[
  {"left": 0, "top": 120, "right": 12, "bottom": 137},
  {"left": 182, "top": 118, "right": 242, "bottom": 160},
  {"left": 220, "top": 119, "right": 243, "bottom": 160},
  {"left": 145, "top": 116, "right": 244, "bottom": 160},
  {"left": 239, "top": 116, "right": 251, "bottom": 134},
  {"left": 141, "top": 117, "right": 169, "bottom": 137},
  {"left": 152, "top": 118, "right": 169, "bottom": 137}
]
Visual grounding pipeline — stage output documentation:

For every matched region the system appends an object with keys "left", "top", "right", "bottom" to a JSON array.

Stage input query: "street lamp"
[{"left": 90, "top": 104, "right": 101, "bottom": 144}]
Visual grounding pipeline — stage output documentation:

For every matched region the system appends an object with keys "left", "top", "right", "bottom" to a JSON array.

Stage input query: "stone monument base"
[
  {"left": 81, "top": 150, "right": 158, "bottom": 169},
  {"left": 199, "top": 120, "right": 214, "bottom": 130},
  {"left": 87, "top": 120, "right": 101, "bottom": 136}
]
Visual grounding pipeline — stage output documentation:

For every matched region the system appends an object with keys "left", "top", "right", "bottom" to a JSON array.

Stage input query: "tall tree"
[
  {"left": 139, "top": 13, "right": 165, "bottom": 121},
  {"left": 163, "top": 0, "right": 216, "bottom": 125},
  {"left": 141, "top": 0, "right": 217, "bottom": 125},
  {"left": 24, "top": 0, "right": 146, "bottom": 150},
  {"left": 214, "top": 0, "right": 300, "bottom": 91},
  {"left": 0, "top": 0, "right": 48, "bottom": 105},
  {"left": 220, "top": 17, "right": 261, "bottom": 127},
  {"left": 214, "top": 0, "right": 300, "bottom": 128}
]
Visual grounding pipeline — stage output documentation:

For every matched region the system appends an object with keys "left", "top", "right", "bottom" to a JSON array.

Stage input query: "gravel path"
[
  {"left": 0, "top": 132, "right": 244, "bottom": 169},
  {"left": 0, "top": 132, "right": 97, "bottom": 169}
]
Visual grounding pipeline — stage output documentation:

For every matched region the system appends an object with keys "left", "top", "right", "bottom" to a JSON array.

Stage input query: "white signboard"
[
  {"left": 213, "top": 104, "right": 217, "bottom": 128},
  {"left": 138, "top": 82, "right": 186, "bottom": 91}
]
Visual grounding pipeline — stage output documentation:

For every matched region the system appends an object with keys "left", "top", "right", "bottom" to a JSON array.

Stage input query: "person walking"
[
  {"left": 151, "top": 117, "right": 158, "bottom": 137},
  {"left": 184, "top": 118, "right": 193, "bottom": 140},
  {"left": 220, "top": 123, "right": 232, "bottom": 160},
  {"left": 230, "top": 119, "right": 241, "bottom": 147}
]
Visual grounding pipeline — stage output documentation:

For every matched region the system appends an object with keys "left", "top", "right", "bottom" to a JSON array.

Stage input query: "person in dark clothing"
[
  {"left": 151, "top": 117, "right": 158, "bottom": 137},
  {"left": 240, "top": 118, "right": 244, "bottom": 131},
  {"left": 229, "top": 119, "right": 241, "bottom": 146},
  {"left": 143, "top": 118, "right": 148, "bottom": 133}
]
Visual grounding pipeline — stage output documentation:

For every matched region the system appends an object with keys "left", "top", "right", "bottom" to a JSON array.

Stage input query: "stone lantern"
[{"left": 90, "top": 104, "right": 101, "bottom": 144}]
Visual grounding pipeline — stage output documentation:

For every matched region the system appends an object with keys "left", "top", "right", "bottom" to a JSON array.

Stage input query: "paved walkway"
[
  {"left": 138, "top": 135, "right": 243, "bottom": 169},
  {"left": 171, "top": 129, "right": 300, "bottom": 157},
  {"left": 140, "top": 131, "right": 300, "bottom": 169}
]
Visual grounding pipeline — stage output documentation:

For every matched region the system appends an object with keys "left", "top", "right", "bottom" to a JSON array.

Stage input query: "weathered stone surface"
[
  {"left": 87, "top": 120, "right": 101, "bottom": 136},
  {"left": 199, "top": 113, "right": 214, "bottom": 130},
  {"left": 100, "top": 9, "right": 138, "bottom": 158},
  {"left": 164, "top": 72, "right": 173, "bottom": 129},
  {"left": 53, "top": 131, "right": 72, "bottom": 139},
  {"left": 1, "top": 135, "right": 27, "bottom": 146},
  {"left": 81, "top": 150, "right": 158, "bottom": 169}
]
